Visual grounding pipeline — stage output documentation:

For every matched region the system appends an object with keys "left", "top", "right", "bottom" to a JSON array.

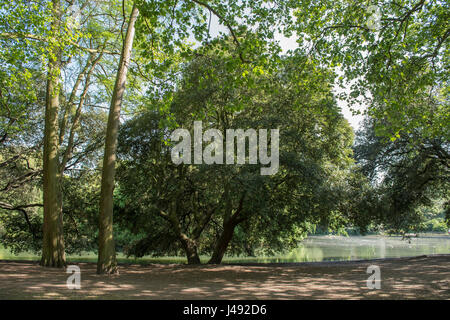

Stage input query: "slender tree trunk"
[
  {"left": 208, "top": 189, "right": 246, "bottom": 264},
  {"left": 97, "top": 5, "right": 139, "bottom": 274},
  {"left": 180, "top": 235, "right": 201, "bottom": 264},
  {"left": 58, "top": 56, "right": 92, "bottom": 145},
  {"left": 208, "top": 220, "right": 236, "bottom": 264},
  {"left": 41, "top": 0, "right": 65, "bottom": 268},
  {"left": 60, "top": 52, "right": 103, "bottom": 174}
]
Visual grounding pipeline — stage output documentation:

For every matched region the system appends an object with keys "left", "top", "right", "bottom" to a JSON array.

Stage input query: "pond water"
[{"left": 240, "top": 234, "right": 450, "bottom": 263}]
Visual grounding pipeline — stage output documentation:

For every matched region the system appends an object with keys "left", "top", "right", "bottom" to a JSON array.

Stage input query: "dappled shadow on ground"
[{"left": 0, "top": 255, "right": 448, "bottom": 299}]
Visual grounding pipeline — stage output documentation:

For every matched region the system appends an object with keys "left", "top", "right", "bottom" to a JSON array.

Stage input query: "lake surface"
[
  {"left": 1, "top": 234, "right": 449, "bottom": 263},
  {"left": 244, "top": 234, "right": 450, "bottom": 263}
]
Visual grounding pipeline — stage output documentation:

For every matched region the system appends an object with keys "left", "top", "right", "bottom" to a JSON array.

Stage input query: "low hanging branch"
[
  {"left": 0, "top": 202, "right": 43, "bottom": 210},
  {"left": 1, "top": 169, "right": 42, "bottom": 193},
  {"left": 0, "top": 33, "right": 120, "bottom": 55},
  {"left": 0, "top": 201, "right": 43, "bottom": 239}
]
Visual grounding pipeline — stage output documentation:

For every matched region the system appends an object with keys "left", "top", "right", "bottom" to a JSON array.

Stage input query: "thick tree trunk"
[
  {"left": 180, "top": 235, "right": 201, "bottom": 265},
  {"left": 97, "top": 5, "right": 139, "bottom": 274},
  {"left": 165, "top": 200, "right": 202, "bottom": 265},
  {"left": 208, "top": 220, "right": 236, "bottom": 264},
  {"left": 41, "top": 0, "right": 65, "bottom": 268},
  {"left": 208, "top": 189, "right": 247, "bottom": 264}
]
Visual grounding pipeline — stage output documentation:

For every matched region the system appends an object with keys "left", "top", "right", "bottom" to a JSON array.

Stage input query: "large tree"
[
  {"left": 0, "top": 0, "right": 123, "bottom": 266},
  {"left": 96, "top": 0, "right": 297, "bottom": 271},
  {"left": 115, "top": 52, "right": 356, "bottom": 264},
  {"left": 41, "top": 0, "right": 66, "bottom": 267},
  {"left": 97, "top": 3, "right": 140, "bottom": 275}
]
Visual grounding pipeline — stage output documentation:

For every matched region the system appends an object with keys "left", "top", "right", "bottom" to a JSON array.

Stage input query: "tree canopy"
[{"left": 0, "top": 0, "right": 448, "bottom": 267}]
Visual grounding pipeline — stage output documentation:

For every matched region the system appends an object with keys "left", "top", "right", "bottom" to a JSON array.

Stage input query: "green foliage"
[
  {"left": 134, "top": 0, "right": 294, "bottom": 101},
  {"left": 0, "top": 147, "right": 43, "bottom": 253},
  {"left": 354, "top": 117, "right": 449, "bottom": 233},
  {"left": 295, "top": 0, "right": 449, "bottom": 140},
  {"left": 0, "top": 0, "right": 447, "bottom": 260},
  {"left": 116, "top": 52, "right": 358, "bottom": 260}
]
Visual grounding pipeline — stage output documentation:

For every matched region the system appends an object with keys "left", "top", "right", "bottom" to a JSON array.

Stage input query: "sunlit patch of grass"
[
  {"left": 0, "top": 247, "right": 288, "bottom": 265},
  {"left": 0, "top": 247, "right": 38, "bottom": 261}
]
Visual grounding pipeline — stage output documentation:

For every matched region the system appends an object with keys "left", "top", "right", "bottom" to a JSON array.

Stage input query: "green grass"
[{"left": 0, "top": 247, "right": 189, "bottom": 264}]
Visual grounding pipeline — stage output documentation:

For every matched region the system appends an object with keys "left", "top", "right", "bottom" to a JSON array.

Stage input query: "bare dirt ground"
[{"left": 0, "top": 254, "right": 448, "bottom": 299}]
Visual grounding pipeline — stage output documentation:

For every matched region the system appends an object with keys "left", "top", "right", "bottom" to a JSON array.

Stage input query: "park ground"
[{"left": 0, "top": 254, "right": 448, "bottom": 299}]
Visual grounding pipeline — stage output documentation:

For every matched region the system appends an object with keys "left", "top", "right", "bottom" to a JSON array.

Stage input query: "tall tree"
[
  {"left": 115, "top": 53, "right": 356, "bottom": 264},
  {"left": 97, "top": 0, "right": 293, "bottom": 271},
  {"left": 41, "top": 0, "right": 65, "bottom": 268},
  {"left": 97, "top": 4, "right": 139, "bottom": 274},
  {"left": 1, "top": 0, "right": 121, "bottom": 266}
]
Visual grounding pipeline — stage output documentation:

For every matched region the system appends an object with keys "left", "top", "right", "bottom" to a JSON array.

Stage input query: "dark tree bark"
[
  {"left": 97, "top": 5, "right": 139, "bottom": 274},
  {"left": 208, "top": 190, "right": 247, "bottom": 264},
  {"left": 180, "top": 235, "right": 201, "bottom": 264},
  {"left": 164, "top": 202, "right": 202, "bottom": 265},
  {"left": 208, "top": 219, "right": 238, "bottom": 264}
]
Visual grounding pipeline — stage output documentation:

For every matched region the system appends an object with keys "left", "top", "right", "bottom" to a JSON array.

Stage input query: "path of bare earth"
[{"left": 0, "top": 254, "right": 448, "bottom": 299}]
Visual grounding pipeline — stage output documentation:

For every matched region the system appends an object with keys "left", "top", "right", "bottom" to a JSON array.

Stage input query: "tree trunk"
[
  {"left": 165, "top": 200, "right": 202, "bottom": 265},
  {"left": 208, "top": 189, "right": 246, "bottom": 264},
  {"left": 208, "top": 220, "right": 236, "bottom": 264},
  {"left": 97, "top": 5, "right": 139, "bottom": 274},
  {"left": 180, "top": 235, "right": 201, "bottom": 265},
  {"left": 41, "top": 0, "right": 65, "bottom": 268}
]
